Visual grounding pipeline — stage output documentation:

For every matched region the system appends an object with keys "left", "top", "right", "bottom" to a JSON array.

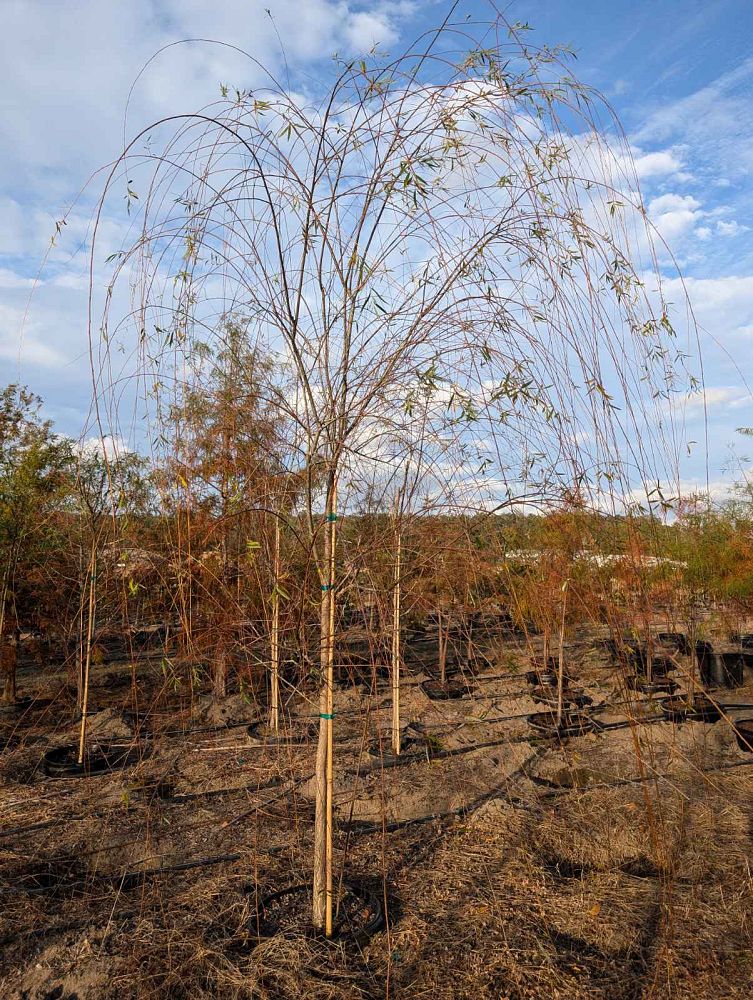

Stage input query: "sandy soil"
[{"left": 1, "top": 627, "right": 753, "bottom": 998}]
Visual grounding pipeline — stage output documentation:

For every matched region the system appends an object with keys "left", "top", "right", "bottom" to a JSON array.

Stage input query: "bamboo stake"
[
  {"left": 270, "top": 515, "right": 280, "bottom": 734},
  {"left": 324, "top": 479, "right": 337, "bottom": 938},
  {"left": 556, "top": 579, "right": 569, "bottom": 728},
  {"left": 391, "top": 523, "right": 402, "bottom": 756},
  {"left": 77, "top": 549, "right": 97, "bottom": 766},
  {"left": 313, "top": 474, "right": 337, "bottom": 934},
  {"left": 438, "top": 606, "right": 446, "bottom": 684}
]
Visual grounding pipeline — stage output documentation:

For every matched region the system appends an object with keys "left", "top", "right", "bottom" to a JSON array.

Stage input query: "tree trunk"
[
  {"left": 1, "top": 639, "right": 17, "bottom": 705},
  {"left": 391, "top": 528, "right": 402, "bottom": 755},
  {"left": 270, "top": 516, "right": 281, "bottom": 733},
  {"left": 0, "top": 573, "right": 15, "bottom": 705},
  {"left": 213, "top": 642, "right": 227, "bottom": 700},
  {"left": 77, "top": 550, "right": 97, "bottom": 765},
  {"left": 556, "top": 581, "right": 569, "bottom": 728},
  {"left": 313, "top": 475, "right": 337, "bottom": 934},
  {"left": 75, "top": 543, "right": 85, "bottom": 713},
  {"left": 438, "top": 607, "right": 446, "bottom": 684}
]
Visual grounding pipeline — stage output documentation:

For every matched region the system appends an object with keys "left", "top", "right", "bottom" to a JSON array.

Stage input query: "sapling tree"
[
  {"left": 69, "top": 447, "right": 147, "bottom": 759},
  {"left": 88, "top": 7, "right": 689, "bottom": 932}
]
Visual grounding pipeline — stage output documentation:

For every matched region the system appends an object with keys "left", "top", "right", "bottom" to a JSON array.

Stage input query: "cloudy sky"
[{"left": 1, "top": 0, "right": 752, "bottom": 496}]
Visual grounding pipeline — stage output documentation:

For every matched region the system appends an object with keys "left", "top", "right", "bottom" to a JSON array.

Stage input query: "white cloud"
[
  {"left": 0, "top": 0, "right": 414, "bottom": 439},
  {"left": 680, "top": 386, "right": 752, "bottom": 415},
  {"left": 80, "top": 434, "right": 128, "bottom": 459},
  {"left": 648, "top": 192, "right": 703, "bottom": 242},
  {"left": 344, "top": 10, "right": 399, "bottom": 50},
  {"left": 635, "top": 55, "right": 753, "bottom": 177},
  {"left": 661, "top": 274, "right": 753, "bottom": 339},
  {"left": 717, "top": 220, "right": 748, "bottom": 237},
  {"left": 631, "top": 148, "right": 684, "bottom": 180}
]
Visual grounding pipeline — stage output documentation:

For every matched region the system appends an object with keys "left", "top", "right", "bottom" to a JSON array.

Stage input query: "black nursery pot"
[
  {"left": 525, "top": 669, "right": 558, "bottom": 688},
  {"left": 420, "top": 678, "right": 475, "bottom": 700},
  {"left": 626, "top": 675, "right": 678, "bottom": 696},
  {"left": 730, "top": 632, "right": 753, "bottom": 650},
  {"left": 249, "top": 881, "right": 384, "bottom": 944},
  {"left": 714, "top": 651, "right": 745, "bottom": 688},
  {"left": 246, "top": 719, "right": 319, "bottom": 745},
  {"left": 633, "top": 652, "right": 675, "bottom": 677},
  {"left": 656, "top": 632, "right": 691, "bottom": 656},
  {"left": 367, "top": 734, "right": 436, "bottom": 763},
  {"left": 604, "top": 637, "right": 642, "bottom": 664},
  {"left": 43, "top": 740, "right": 148, "bottom": 778},
  {"left": 699, "top": 648, "right": 744, "bottom": 689},
  {"left": 527, "top": 709, "right": 597, "bottom": 740},
  {"left": 660, "top": 693, "right": 721, "bottom": 724},
  {"left": 531, "top": 686, "right": 592, "bottom": 709},
  {"left": 732, "top": 718, "right": 753, "bottom": 752},
  {"left": 526, "top": 658, "right": 574, "bottom": 689}
]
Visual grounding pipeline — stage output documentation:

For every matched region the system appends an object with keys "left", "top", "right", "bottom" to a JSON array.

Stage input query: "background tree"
[{"left": 0, "top": 385, "right": 70, "bottom": 702}]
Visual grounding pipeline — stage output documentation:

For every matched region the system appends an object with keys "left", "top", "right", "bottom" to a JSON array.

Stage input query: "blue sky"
[{"left": 0, "top": 0, "right": 752, "bottom": 498}]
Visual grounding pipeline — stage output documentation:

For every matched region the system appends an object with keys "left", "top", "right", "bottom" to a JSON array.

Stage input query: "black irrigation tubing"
[
  {"left": 708, "top": 702, "right": 753, "bottom": 710},
  {"left": 342, "top": 745, "right": 548, "bottom": 837},
  {"left": 0, "top": 852, "right": 244, "bottom": 900},
  {"left": 0, "top": 908, "right": 141, "bottom": 951},
  {"left": 0, "top": 852, "right": 264, "bottom": 949},
  {"left": 0, "top": 770, "right": 312, "bottom": 841},
  {"left": 346, "top": 731, "right": 538, "bottom": 778},
  {"left": 341, "top": 742, "right": 753, "bottom": 840},
  {"left": 402, "top": 708, "right": 538, "bottom": 733},
  {"left": 6, "top": 694, "right": 747, "bottom": 843},
  {"left": 528, "top": 753, "right": 753, "bottom": 799},
  {"left": 0, "top": 702, "right": 671, "bottom": 833},
  {"left": 105, "top": 851, "right": 243, "bottom": 885}
]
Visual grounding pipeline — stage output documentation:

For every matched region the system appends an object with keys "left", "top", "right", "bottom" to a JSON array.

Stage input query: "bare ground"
[{"left": 1, "top": 633, "right": 752, "bottom": 999}]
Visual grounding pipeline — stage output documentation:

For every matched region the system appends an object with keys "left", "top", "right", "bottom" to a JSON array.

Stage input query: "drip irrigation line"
[
  {"left": 0, "top": 908, "right": 140, "bottom": 950},
  {"left": 346, "top": 731, "right": 537, "bottom": 777},
  {"left": 528, "top": 752, "right": 753, "bottom": 798},
  {"left": 107, "top": 851, "right": 242, "bottom": 884},
  {"left": 340, "top": 746, "right": 753, "bottom": 840},
  {"left": 0, "top": 770, "right": 310, "bottom": 841},
  {"left": 342, "top": 746, "right": 547, "bottom": 836},
  {"left": 220, "top": 772, "right": 315, "bottom": 830}
]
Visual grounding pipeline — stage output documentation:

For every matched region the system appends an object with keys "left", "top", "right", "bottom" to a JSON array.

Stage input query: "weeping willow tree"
[{"left": 88, "top": 7, "right": 690, "bottom": 933}]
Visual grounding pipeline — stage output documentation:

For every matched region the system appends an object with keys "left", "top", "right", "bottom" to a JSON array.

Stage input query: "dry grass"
[{"left": 2, "top": 643, "right": 753, "bottom": 998}]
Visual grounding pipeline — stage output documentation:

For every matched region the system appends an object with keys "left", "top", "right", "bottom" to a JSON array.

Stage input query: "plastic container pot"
[
  {"left": 420, "top": 678, "right": 475, "bottom": 701},
  {"left": 732, "top": 717, "right": 753, "bottom": 752},
  {"left": 699, "top": 649, "right": 744, "bottom": 689},
  {"left": 656, "top": 632, "right": 691, "bottom": 656},
  {"left": 626, "top": 675, "right": 678, "bottom": 696},
  {"left": 43, "top": 741, "right": 148, "bottom": 778},
  {"left": 527, "top": 710, "right": 598, "bottom": 740},
  {"left": 659, "top": 693, "right": 721, "bottom": 724},
  {"left": 249, "top": 881, "right": 384, "bottom": 944}
]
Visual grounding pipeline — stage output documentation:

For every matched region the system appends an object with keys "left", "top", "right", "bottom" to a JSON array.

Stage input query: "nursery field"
[{"left": 2, "top": 618, "right": 753, "bottom": 1000}]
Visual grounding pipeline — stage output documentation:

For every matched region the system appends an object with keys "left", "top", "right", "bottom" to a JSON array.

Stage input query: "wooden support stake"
[
  {"left": 77, "top": 549, "right": 97, "bottom": 766},
  {"left": 270, "top": 516, "right": 280, "bottom": 734},
  {"left": 556, "top": 579, "right": 569, "bottom": 728},
  {"left": 313, "top": 475, "right": 337, "bottom": 934},
  {"left": 392, "top": 524, "right": 402, "bottom": 756}
]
